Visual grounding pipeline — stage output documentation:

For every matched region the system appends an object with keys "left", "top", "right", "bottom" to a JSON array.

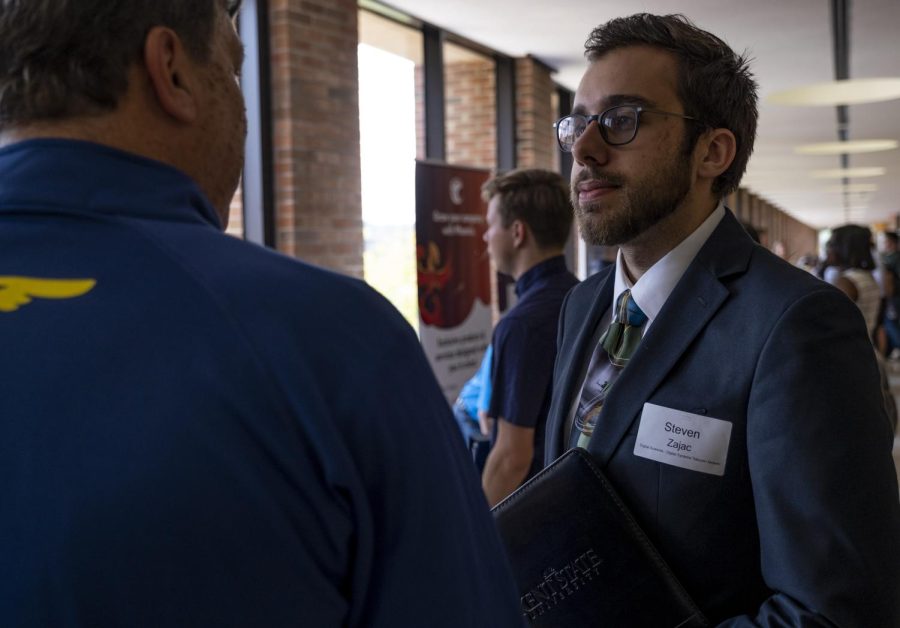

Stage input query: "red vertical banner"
[{"left": 416, "top": 161, "right": 492, "bottom": 402}]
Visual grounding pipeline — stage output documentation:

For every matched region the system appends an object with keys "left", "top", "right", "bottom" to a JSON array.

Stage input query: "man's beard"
[{"left": 571, "top": 154, "right": 692, "bottom": 247}]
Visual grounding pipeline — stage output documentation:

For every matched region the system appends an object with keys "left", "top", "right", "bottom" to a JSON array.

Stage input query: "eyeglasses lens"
[
  {"left": 557, "top": 107, "right": 641, "bottom": 151},
  {"left": 602, "top": 107, "right": 638, "bottom": 145},
  {"left": 557, "top": 116, "right": 582, "bottom": 152}
]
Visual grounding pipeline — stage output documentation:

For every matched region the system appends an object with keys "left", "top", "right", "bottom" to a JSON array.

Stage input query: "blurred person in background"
[
  {"left": 827, "top": 224, "right": 896, "bottom": 430},
  {"left": 879, "top": 230, "right": 900, "bottom": 358},
  {"left": 480, "top": 168, "right": 579, "bottom": 507},
  {"left": 828, "top": 225, "right": 880, "bottom": 336},
  {"left": 452, "top": 344, "right": 493, "bottom": 471}
]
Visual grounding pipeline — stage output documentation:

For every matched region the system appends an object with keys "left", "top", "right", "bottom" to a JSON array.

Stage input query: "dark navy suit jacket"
[{"left": 545, "top": 209, "right": 900, "bottom": 626}]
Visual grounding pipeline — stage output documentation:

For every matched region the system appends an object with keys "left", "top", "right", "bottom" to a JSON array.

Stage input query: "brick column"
[
  {"left": 515, "top": 56, "right": 556, "bottom": 170},
  {"left": 444, "top": 58, "right": 497, "bottom": 169},
  {"left": 269, "top": 0, "right": 363, "bottom": 277}
]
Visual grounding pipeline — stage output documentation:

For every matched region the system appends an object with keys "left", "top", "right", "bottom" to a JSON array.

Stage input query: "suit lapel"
[{"left": 586, "top": 210, "right": 753, "bottom": 467}]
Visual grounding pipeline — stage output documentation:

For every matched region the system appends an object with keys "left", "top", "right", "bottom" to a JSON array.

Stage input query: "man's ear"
[
  {"left": 143, "top": 26, "right": 198, "bottom": 123},
  {"left": 696, "top": 128, "right": 736, "bottom": 182},
  {"left": 512, "top": 219, "right": 527, "bottom": 248}
]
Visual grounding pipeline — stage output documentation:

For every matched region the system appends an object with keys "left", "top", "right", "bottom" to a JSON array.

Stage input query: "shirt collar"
[
  {"left": 0, "top": 138, "right": 222, "bottom": 229},
  {"left": 612, "top": 201, "right": 725, "bottom": 331},
  {"left": 515, "top": 255, "right": 568, "bottom": 297}
]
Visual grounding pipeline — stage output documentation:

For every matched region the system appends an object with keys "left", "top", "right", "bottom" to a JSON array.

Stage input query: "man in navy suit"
[{"left": 545, "top": 13, "right": 900, "bottom": 626}]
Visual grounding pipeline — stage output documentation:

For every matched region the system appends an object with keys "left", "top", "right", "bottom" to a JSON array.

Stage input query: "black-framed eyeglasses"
[{"left": 553, "top": 105, "right": 704, "bottom": 152}]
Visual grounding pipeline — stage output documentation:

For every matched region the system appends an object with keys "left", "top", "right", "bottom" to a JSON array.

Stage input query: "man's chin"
[{"left": 576, "top": 214, "right": 613, "bottom": 247}]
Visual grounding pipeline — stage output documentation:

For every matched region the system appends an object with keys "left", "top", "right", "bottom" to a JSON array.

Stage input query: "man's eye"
[{"left": 606, "top": 115, "right": 633, "bottom": 130}]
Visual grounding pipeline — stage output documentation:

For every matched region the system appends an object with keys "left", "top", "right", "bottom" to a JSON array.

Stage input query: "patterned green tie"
[
  {"left": 574, "top": 289, "right": 647, "bottom": 449},
  {"left": 599, "top": 289, "right": 647, "bottom": 367}
]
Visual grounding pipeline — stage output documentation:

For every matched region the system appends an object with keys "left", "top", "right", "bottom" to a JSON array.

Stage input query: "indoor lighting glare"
[
  {"left": 826, "top": 183, "right": 879, "bottom": 193},
  {"left": 768, "top": 78, "right": 900, "bottom": 106},
  {"left": 795, "top": 139, "right": 899, "bottom": 155},
  {"left": 810, "top": 167, "right": 886, "bottom": 179}
]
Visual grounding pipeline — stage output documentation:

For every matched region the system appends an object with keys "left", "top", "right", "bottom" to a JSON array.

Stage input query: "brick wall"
[
  {"left": 444, "top": 59, "right": 496, "bottom": 170},
  {"left": 515, "top": 56, "right": 556, "bottom": 170},
  {"left": 414, "top": 54, "right": 557, "bottom": 172},
  {"left": 414, "top": 65, "right": 426, "bottom": 160},
  {"left": 269, "top": 0, "right": 364, "bottom": 277}
]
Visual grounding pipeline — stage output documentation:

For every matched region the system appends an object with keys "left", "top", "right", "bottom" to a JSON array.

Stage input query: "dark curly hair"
[
  {"left": 828, "top": 224, "right": 875, "bottom": 271},
  {"left": 584, "top": 13, "right": 758, "bottom": 196}
]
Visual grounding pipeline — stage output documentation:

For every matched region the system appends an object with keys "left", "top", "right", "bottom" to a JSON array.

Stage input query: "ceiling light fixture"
[
  {"left": 826, "top": 183, "right": 879, "bottom": 193},
  {"left": 811, "top": 167, "right": 886, "bottom": 179},
  {"left": 795, "top": 139, "right": 899, "bottom": 155},
  {"left": 768, "top": 78, "right": 900, "bottom": 106}
]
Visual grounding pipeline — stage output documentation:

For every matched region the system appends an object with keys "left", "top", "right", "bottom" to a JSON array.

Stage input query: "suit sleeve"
[{"left": 718, "top": 288, "right": 900, "bottom": 627}]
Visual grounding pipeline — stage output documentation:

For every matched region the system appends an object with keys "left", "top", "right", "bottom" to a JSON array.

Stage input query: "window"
[{"left": 358, "top": 10, "right": 424, "bottom": 328}]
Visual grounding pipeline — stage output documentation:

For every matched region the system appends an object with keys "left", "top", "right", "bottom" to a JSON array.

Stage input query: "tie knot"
[{"left": 615, "top": 289, "right": 647, "bottom": 327}]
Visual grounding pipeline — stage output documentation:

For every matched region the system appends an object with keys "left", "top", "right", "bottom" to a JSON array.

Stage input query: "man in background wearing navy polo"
[
  {"left": 480, "top": 169, "right": 579, "bottom": 507},
  {"left": 0, "top": 1, "right": 523, "bottom": 626}
]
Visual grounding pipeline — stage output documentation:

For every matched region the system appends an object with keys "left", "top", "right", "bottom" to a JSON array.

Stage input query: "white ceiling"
[{"left": 379, "top": 0, "right": 900, "bottom": 230}]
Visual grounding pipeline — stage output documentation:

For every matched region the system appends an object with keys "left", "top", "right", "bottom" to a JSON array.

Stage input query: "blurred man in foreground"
[{"left": 0, "top": 2, "right": 521, "bottom": 626}]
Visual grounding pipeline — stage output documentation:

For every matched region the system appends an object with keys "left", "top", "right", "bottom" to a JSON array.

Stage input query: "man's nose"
[{"left": 571, "top": 119, "right": 610, "bottom": 168}]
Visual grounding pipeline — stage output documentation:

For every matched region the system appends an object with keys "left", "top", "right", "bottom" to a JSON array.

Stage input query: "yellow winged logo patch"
[{"left": 0, "top": 276, "right": 97, "bottom": 313}]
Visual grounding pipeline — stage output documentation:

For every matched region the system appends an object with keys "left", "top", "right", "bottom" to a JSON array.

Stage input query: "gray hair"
[{"left": 0, "top": 0, "right": 239, "bottom": 127}]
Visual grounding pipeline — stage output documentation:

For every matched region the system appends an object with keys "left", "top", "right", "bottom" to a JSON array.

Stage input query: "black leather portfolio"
[{"left": 491, "top": 448, "right": 708, "bottom": 628}]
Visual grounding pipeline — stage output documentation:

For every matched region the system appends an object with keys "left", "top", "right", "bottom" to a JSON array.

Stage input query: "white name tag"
[{"left": 633, "top": 403, "right": 732, "bottom": 476}]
